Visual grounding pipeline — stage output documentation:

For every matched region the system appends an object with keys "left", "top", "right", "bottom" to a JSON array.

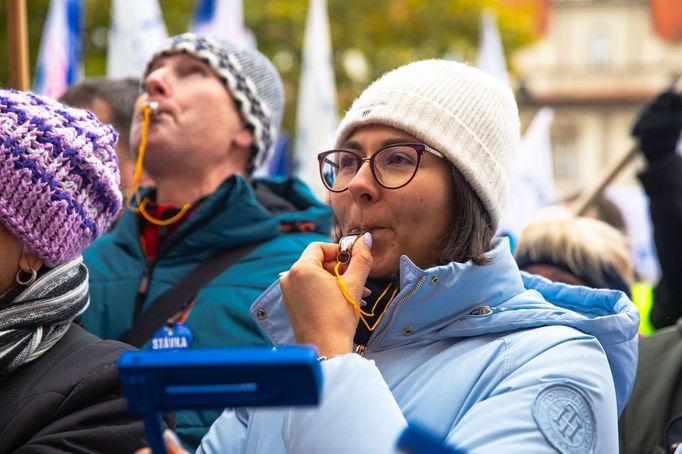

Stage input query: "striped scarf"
[{"left": 0, "top": 257, "right": 89, "bottom": 375}]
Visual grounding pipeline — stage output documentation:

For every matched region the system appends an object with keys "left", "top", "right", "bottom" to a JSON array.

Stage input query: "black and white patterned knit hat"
[{"left": 145, "top": 33, "right": 284, "bottom": 170}]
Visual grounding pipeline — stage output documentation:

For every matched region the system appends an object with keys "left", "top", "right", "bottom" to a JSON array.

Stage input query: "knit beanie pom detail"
[
  {"left": 334, "top": 60, "right": 520, "bottom": 228},
  {"left": 0, "top": 89, "right": 122, "bottom": 267}
]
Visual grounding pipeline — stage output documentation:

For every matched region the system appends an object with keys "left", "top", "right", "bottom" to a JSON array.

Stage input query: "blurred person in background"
[
  {"left": 630, "top": 89, "right": 682, "bottom": 330},
  {"left": 618, "top": 88, "right": 682, "bottom": 454},
  {"left": 0, "top": 89, "right": 172, "bottom": 453},
  {"left": 515, "top": 210, "right": 634, "bottom": 300},
  {"left": 577, "top": 192, "right": 628, "bottom": 234},
  {"left": 80, "top": 33, "right": 332, "bottom": 449},
  {"left": 60, "top": 77, "right": 152, "bottom": 193}
]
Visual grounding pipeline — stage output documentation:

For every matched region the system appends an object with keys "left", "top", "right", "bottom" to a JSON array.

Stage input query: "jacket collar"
[
  {"left": 251, "top": 238, "right": 526, "bottom": 349},
  {"left": 252, "top": 236, "right": 636, "bottom": 352}
]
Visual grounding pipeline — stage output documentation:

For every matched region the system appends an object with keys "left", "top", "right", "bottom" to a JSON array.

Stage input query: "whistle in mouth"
[
  {"left": 145, "top": 101, "right": 160, "bottom": 120},
  {"left": 337, "top": 232, "right": 365, "bottom": 264}
]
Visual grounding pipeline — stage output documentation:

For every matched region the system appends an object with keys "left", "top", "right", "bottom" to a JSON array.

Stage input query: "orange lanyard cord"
[
  {"left": 333, "top": 261, "right": 398, "bottom": 332},
  {"left": 126, "top": 100, "right": 191, "bottom": 226}
]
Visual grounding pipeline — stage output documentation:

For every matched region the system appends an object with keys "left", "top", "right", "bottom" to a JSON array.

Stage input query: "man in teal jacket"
[{"left": 81, "top": 33, "right": 332, "bottom": 448}]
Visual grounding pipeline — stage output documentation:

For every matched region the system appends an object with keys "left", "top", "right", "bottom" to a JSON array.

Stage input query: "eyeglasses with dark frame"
[{"left": 317, "top": 143, "right": 444, "bottom": 193}]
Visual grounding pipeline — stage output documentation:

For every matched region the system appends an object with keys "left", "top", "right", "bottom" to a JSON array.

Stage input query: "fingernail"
[
  {"left": 364, "top": 287, "right": 372, "bottom": 296},
  {"left": 360, "top": 300, "right": 367, "bottom": 307},
  {"left": 364, "top": 232, "right": 372, "bottom": 249},
  {"left": 164, "top": 430, "right": 182, "bottom": 447}
]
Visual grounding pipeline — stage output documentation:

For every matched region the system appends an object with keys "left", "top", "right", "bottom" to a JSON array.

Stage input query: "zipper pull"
[
  {"left": 138, "top": 263, "right": 151, "bottom": 296},
  {"left": 133, "top": 261, "right": 153, "bottom": 322}
]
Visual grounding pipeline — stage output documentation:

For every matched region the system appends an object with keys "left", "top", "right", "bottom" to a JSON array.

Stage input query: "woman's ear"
[{"left": 18, "top": 248, "right": 44, "bottom": 273}]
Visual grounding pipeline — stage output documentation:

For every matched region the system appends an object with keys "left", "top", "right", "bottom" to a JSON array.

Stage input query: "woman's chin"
[{"left": 367, "top": 257, "right": 401, "bottom": 282}]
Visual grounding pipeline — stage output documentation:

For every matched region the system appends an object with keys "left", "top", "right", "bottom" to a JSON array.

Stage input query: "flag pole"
[
  {"left": 7, "top": 0, "right": 31, "bottom": 91},
  {"left": 570, "top": 144, "right": 639, "bottom": 216},
  {"left": 571, "top": 77, "right": 682, "bottom": 217}
]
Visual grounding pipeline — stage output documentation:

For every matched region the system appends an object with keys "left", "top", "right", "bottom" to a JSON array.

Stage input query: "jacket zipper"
[
  {"left": 130, "top": 180, "right": 263, "bottom": 328},
  {"left": 355, "top": 276, "right": 425, "bottom": 357},
  {"left": 131, "top": 212, "right": 209, "bottom": 323},
  {"left": 133, "top": 260, "right": 154, "bottom": 321}
]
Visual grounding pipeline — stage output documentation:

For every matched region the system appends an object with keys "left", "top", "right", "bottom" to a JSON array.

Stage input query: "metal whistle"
[
  {"left": 143, "top": 101, "right": 160, "bottom": 120},
  {"left": 337, "top": 231, "right": 366, "bottom": 264}
]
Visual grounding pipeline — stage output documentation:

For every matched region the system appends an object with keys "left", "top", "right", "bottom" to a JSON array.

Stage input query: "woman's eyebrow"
[
  {"left": 340, "top": 137, "right": 416, "bottom": 150},
  {"left": 379, "top": 138, "right": 416, "bottom": 147},
  {"left": 339, "top": 140, "right": 363, "bottom": 151}
]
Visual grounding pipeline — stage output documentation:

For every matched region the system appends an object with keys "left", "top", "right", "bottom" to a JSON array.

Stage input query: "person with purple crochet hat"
[{"left": 0, "top": 89, "right": 172, "bottom": 453}]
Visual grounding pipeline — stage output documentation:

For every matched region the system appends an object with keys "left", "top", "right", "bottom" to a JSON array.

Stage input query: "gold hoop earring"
[{"left": 16, "top": 268, "right": 37, "bottom": 286}]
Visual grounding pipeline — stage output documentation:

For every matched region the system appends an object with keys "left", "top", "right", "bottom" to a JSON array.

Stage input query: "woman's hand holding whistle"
[{"left": 280, "top": 233, "right": 373, "bottom": 358}]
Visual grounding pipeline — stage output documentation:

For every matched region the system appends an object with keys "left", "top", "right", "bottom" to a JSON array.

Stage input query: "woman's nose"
[{"left": 347, "top": 161, "right": 380, "bottom": 202}]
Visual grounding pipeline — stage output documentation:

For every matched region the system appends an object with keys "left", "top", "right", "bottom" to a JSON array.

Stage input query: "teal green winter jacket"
[{"left": 81, "top": 175, "right": 332, "bottom": 449}]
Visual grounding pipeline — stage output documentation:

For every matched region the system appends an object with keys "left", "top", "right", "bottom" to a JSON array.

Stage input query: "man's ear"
[
  {"left": 234, "top": 127, "right": 254, "bottom": 150},
  {"left": 18, "top": 248, "right": 44, "bottom": 273}
]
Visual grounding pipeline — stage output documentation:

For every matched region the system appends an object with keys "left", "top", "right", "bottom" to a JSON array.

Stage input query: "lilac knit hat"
[{"left": 0, "top": 89, "right": 122, "bottom": 267}]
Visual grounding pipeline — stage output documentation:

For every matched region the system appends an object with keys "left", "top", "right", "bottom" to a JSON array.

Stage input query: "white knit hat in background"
[{"left": 334, "top": 59, "right": 520, "bottom": 228}]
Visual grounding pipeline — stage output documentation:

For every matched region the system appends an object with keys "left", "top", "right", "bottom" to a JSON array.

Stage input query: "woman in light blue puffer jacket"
[{"left": 194, "top": 60, "right": 639, "bottom": 454}]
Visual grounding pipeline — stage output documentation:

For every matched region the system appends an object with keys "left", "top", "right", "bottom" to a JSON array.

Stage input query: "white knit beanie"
[{"left": 334, "top": 59, "right": 520, "bottom": 228}]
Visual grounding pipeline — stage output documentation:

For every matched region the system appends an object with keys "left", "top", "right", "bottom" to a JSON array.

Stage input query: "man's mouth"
[{"left": 139, "top": 101, "right": 171, "bottom": 122}]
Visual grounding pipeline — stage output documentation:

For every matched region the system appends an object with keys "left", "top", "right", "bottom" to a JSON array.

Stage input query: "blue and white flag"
[
  {"left": 33, "top": 0, "right": 83, "bottom": 99},
  {"left": 295, "top": 0, "right": 337, "bottom": 200},
  {"left": 190, "top": 0, "right": 255, "bottom": 48},
  {"left": 107, "top": 0, "right": 168, "bottom": 78},
  {"left": 253, "top": 133, "right": 292, "bottom": 178}
]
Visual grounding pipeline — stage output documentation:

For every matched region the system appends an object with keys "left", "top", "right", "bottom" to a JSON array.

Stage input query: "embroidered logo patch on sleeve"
[{"left": 532, "top": 384, "right": 596, "bottom": 454}]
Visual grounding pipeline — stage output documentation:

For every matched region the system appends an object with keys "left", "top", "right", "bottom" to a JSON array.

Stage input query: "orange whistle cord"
[
  {"left": 333, "top": 261, "right": 398, "bottom": 332},
  {"left": 126, "top": 100, "right": 191, "bottom": 226}
]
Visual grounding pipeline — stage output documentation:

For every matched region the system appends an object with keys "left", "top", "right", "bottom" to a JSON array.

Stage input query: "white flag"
[
  {"left": 476, "top": 9, "right": 510, "bottom": 86},
  {"left": 107, "top": 0, "right": 168, "bottom": 78},
  {"left": 190, "top": 0, "right": 256, "bottom": 48},
  {"left": 33, "top": 0, "right": 83, "bottom": 99},
  {"left": 500, "top": 107, "right": 556, "bottom": 241},
  {"left": 605, "top": 185, "right": 659, "bottom": 283},
  {"left": 294, "top": 0, "right": 338, "bottom": 200}
]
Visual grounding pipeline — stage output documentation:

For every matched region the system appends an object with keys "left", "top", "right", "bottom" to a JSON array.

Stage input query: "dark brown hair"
[
  {"left": 434, "top": 165, "right": 495, "bottom": 266},
  {"left": 333, "top": 164, "right": 495, "bottom": 267}
]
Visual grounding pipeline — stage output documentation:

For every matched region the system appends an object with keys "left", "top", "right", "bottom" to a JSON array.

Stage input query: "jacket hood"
[
  {"left": 250, "top": 176, "right": 333, "bottom": 233},
  {"left": 252, "top": 238, "right": 639, "bottom": 414}
]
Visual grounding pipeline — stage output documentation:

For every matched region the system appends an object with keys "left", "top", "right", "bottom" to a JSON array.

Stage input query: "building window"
[
  {"left": 553, "top": 131, "right": 578, "bottom": 182},
  {"left": 589, "top": 32, "right": 611, "bottom": 70}
]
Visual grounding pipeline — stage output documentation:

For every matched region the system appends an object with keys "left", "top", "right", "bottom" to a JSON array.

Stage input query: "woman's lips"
[{"left": 348, "top": 227, "right": 383, "bottom": 235}]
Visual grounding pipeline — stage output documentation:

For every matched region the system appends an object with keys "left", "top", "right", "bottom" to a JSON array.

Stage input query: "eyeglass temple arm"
[{"left": 425, "top": 146, "right": 444, "bottom": 158}]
